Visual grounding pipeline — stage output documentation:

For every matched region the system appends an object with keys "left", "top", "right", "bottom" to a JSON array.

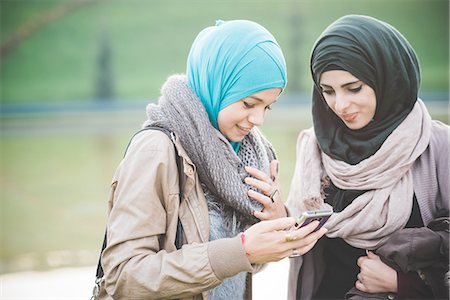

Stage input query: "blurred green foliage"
[{"left": 0, "top": 0, "right": 448, "bottom": 102}]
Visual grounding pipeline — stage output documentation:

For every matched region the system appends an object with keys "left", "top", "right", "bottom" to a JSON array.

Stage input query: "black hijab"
[{"left": 311, "top": 15, "right": 420, "bottom": 165}]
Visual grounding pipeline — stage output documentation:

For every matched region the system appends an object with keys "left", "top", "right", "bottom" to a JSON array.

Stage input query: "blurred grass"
[
  {"left": 0, "top": 0, "right": 448, "bottom": 102},
  {"left": 1, "top": 132, "right": 125, "bottom": 272}
]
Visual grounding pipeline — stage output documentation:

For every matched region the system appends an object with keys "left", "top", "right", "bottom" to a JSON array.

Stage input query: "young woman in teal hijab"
[
  {"left": 98, "top": 20, "right": 326, "bottom": 300},
  {"left": 287, "top": 15, "right": 449, "bottom": 300}
]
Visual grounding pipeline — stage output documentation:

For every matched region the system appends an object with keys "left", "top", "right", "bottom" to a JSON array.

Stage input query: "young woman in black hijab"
[{"left": 287, "top": 15, "right": 449, "bottom": 300}]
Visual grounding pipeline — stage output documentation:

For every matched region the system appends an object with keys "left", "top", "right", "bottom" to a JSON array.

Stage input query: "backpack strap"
[{"left": 94, "top": 126, "right": 184, "bottom": 280}]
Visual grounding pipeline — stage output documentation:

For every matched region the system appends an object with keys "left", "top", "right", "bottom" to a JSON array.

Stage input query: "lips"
[
  {"left": 341, "top": 112, "right": 358, "bottom": 122},
  {"left": 236, "top": 124, "right": 252, "bottom": 135}
]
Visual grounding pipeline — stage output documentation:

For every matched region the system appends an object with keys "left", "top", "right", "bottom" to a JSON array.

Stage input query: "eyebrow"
[
  {"left": 248, "top": 95, "right": 265, "bottom": 102},
  {"left": 247, "top": 96, "right": 278, "bottom": 105},
  {"left": 320, "top": 80, "right": 361, "bottom": 89}
]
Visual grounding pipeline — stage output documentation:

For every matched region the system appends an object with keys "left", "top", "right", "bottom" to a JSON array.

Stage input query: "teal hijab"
[{"left": 187, "top": 20, "right": 287, "bottom": 152}]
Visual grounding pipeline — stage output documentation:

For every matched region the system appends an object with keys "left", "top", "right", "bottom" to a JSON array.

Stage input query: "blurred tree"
[
  {"left": 288, "top": 1, "right": 303, "bottom": 93},
  {"left": 95, "top": 28, "right": 114, "bottom": 101}
]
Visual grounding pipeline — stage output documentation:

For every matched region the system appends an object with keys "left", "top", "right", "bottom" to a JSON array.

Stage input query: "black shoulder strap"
[{"left": 95, "top": 126, "right": 184, "bottom": 279}]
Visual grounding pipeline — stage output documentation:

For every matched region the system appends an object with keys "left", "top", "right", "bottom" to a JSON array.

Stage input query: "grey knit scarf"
[{"left": 144, "top": 75, "right": 276, "bottom": 298}]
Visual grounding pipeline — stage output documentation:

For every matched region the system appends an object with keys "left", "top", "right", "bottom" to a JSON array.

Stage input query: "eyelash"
[
  {"left": 243, "top": 101, "right": 254, "bottom": 108},
  {"left": 350, "top": 86, "right": 362, "bottom": 93},
  {"left": 321, "top": 85, "right": 362, "bottom": 95},
  {"left": 243, "top": 101, "right": 272, "bottom": 110}
]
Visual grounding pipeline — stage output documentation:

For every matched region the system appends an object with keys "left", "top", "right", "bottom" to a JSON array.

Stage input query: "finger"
[
  {"left": 297, "top": 230, "right": 322, "bottom": 247},
  {"left": 287, "top": 226, "right": 326, "bottom": 252},
  {"left": 282, "top": 248, "right": 296, "bottom": 258},
  {"left": 290, "top": 220, "right": 321, "bottom": 239},
  {"left": 367, "top": 250, "right": 379, "bottom": 260},
  {"left": 357, "top": 273, "right": 364, "bottom": 282},
  {"left": 244, "top": 177, "right": 272, "bottom": 194},
  {"left": 295, "top": 238, "right": 319, "bottom": 255},
  {"left": 294, "top": 226, "right": 327, "bottom": 245},
  {"left": 357, "top": 256, "right": 367, "bottom": 267},
  {"left": 355, "top": 280, "right": 366, "bottom": 292},
  {"left": 269, "top": 160, "right": 278, "bottom": 182},
  {"left": 253, "top": 210, "right": 270, "bottom": 221},
  {"left": 255, "top": 217, "right": 296, "bottom": 232},
  {"left": 248, "top": 189, "right": 272, "bottom": 207},
  {"left": 316, "top": 227, "right": 328, "bottom": 237},
  {"left": 245, "top": 166, "right": 272, "bottom": 183}
]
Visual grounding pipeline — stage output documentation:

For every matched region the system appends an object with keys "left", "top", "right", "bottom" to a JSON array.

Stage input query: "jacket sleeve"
[
  {"left": 376, "top": 217, "right": 449, "bottom": 298},
  {"left": 101, "top": 130, "right": 252, "bottom": 299},
  {"left": 376, "top": 222, "right": 448, "bottom": 273}
]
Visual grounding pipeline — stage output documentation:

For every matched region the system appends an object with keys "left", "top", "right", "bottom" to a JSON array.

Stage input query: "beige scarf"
[{"left": 287, "top": 99, "right": 432, "bottom": 249}]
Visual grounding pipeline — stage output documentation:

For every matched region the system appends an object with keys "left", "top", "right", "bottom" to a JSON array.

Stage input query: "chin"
[
  {"left": 347, "top": 123, "right": 367, "bottom": 130},
  {"left": 231, "top": 137, "right": 245, "bottom": 142},
  {"left": 228, "top": 135, "right": 245, "bottom": 142}
]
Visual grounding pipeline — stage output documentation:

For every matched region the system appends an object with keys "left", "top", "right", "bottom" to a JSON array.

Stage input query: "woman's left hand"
[
  {"left": 244, "top": 160, "right": 287, "bottom": 220},
  {"left": 356, "top": 251, "right": 398, "bottom": 293}
]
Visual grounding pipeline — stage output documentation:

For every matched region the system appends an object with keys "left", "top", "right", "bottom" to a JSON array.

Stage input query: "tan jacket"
[{"left": 100, "top": 130, "right": 253, "bottom": 299}]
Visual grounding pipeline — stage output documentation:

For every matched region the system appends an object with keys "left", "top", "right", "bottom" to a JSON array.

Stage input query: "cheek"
[
  {"left": 367, "top": 92, "right": 377, "bottom": 117},
  {"left": 218, "top": 108, "right": 238, "bottom": 132},
  {"left": 369, "top": 104, "right": 376, "bottom": 119},
  {"left": 217, "top": 111, "right": 228, "bottom": 132}
]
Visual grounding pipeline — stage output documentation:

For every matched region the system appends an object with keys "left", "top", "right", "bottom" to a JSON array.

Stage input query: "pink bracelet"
[{"left": 241, "top": 233, "right": 250, "bottom": 256}]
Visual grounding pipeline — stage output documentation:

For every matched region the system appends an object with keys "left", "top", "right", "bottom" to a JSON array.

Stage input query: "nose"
[
  {"left": 334, "top": 92, "right": 350, "bottom": 114},
  {"left": 248, "top": 108, "right": 265, "bottom": 126}
]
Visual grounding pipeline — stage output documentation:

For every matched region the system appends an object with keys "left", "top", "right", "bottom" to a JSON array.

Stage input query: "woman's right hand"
[{"left": 242, "top": 217, "right": 327, "bottom": 264}]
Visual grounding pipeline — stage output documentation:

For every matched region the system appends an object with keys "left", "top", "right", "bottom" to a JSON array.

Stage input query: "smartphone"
[{"left": 297, "top": 208, "right": 333, "bottom": 232}]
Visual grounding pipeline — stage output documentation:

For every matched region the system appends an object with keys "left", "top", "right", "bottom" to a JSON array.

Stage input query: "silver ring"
[
  {"left": 269, "top": 188, "right": 279, "bottom": 203},
  {"left": 289, "top": 249, "right": 301, "bottom": 258}
]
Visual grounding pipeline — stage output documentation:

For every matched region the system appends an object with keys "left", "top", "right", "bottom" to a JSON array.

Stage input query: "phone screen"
[{"left": 297, "top": 209, "right": 333, "bottom": 232}]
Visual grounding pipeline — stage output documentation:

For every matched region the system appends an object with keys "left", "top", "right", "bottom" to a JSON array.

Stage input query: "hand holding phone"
[
  {"left": 287, "top": 209, "right": 332, "bottom": 258},
  {"left": 297, "top": 208, "right": 333, "bottom": 232}
]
